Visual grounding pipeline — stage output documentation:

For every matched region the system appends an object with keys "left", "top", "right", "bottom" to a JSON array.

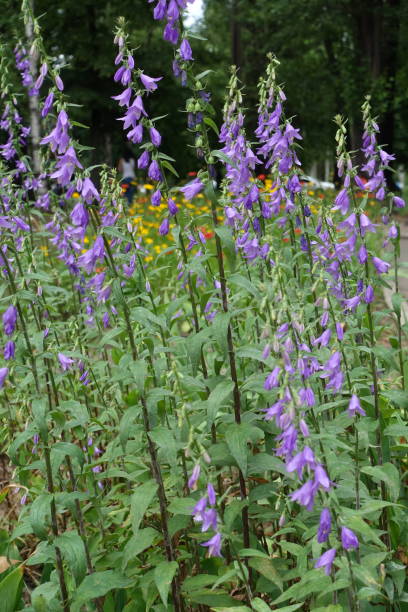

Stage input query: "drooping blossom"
[
  {"left": 372, "top": 256, "right": 390, "bottom": 275},
  {"left": 188, "top": 464, "right": 200, "bottom": 489},
  {"left": 314, "top": 548, "right": 336, "bottom": 575},
  {"left": 58, "top": 353, "right": 75, "bottom": 371},
  {"left": 4, "top": 341, "right": 15, "bottom": 360},
  {"left": 201, "top": 532, "right": 222, "bottom": 557},
  {"left": 0, "top": 367, "right": 8, "bottom": 388},
  {"left": 180, "top": 178, "right": 203, "bottom": 200},
  {"left": 264, "top": 365, "right": 281, "bottom": 390},
  {"left": 347, "top": 394, "right": 366, "bottom": 418},
  {"left": 3, "top": 305, "right": 17, "bottom": 335},
  {"left": 341, "top": 527, "right": 359, "bottom": 550},
  {"left": 317, "top": 508, "right": 332, "bottom": 543},
  {"left": 140, "top": 73, "right": 162, "bottom": 92},
  {"left": 180, "top": 39, "right": 193, "bottom": 61}
]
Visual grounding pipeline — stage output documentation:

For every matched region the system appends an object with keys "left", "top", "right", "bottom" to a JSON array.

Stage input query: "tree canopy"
[{"left": 2, "top": 0, "right": 408, "bottom": 177}]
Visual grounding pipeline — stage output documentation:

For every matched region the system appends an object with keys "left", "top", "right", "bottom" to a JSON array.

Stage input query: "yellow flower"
[{"left": 144, "top": 184, "right": 154, "bottom": 190}]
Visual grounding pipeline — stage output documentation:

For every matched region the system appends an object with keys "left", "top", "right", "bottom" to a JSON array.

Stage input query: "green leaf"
[
  {"left": 130, "top": 480, "right": 158, "bottom": 535},
  {"left": 157, "top": 152, "right": 176, "bottom": 163},
  {"left": 211, "top": 311, "right": 231, "bottom": 357},
  {"left": 54, "top": 531, "right": 87, "bottom": 584},
  {"left": 195, "top": 69, "right": 214, "bottom": 80},
  {"left": 273, "top": 571, "right": 331, "bottom": 604},
  {"left": 30, "top": 494, "right": 52, "bottom": 539},
  {"left": 129, "top": 361, "right": 147, "bottom": 394},
  {"left": 225, "top": 423, "right": 250, "bottom": 476},
  {"left": 204, "top": 116, "right": 219, "bottom": 136},
  {"left": 0, "top": 566, "right": 23, "bottom": 612},
  {"left": 31, "top": 580, "right": 59, "bottom": 610},
  {"left": 382, "top": 390, "right": 408, "bottom": 410},
  {"left": 185, "top": 328, "right": 211, "bottom": 376},
  {"left": 238, "top": 548, "right": 269, "bottom": 559},
  {"left": 98, "top": 327, "right": 123, "bottom": 348},
  {"left": 122, "top": 528, "right": 159, "bottom": 569},
  {"left": 132, "top": 306, "right": 165, "bottom": 331},
  {"left": 207, "top": 380, "right": 235, "bottom": 425},
  {"left": 189, "top": 590, "right": 240, "bottom": 607},
  {"left": 71, "top": 120, "right": 89, "bottom": 129},
  {"left": 247, "top": 453, "right": 286, "bottom": 476},
  {"left": 248, "top": 557, "right": 283, "bottom": 591},
  {"left": 251, "top": 599, "right": 273, "bottom": 612},
  {"left": 384, "top": 421, "right": 408, "bottom": 438},
  {"left": 229, "top": 273, "right": 260, "bottom": 298},
  {"left": 51, "top": 442, "right": 84, "bottom": 476},
  {"left": 161, "top": 159, "right": 179, "bottom": 178},
  {"left": 8, "top": 427, "right": 36, "bottom": 465},
  {"left": 120, "top": 406, "right": 140, "bottom": 451},
  {"left": 182, "top": 574, "right": 219, "bottom": 592},
  {"left": 112, "top": 278, "right": 125, "bottom": 306},
  {"left": 360, "top": 462, "right": 400, "bottom": 501},
  {"left": 211, "top": 149, "right": 238, "bottom": 170},
  {"left": 316, "top": 579, "right": 350, "bottom": 600},
  {"left": 313, "top": 607, "right": 344, "bottom": 612},
  {"left": 149, "top": 426, "right": 179, "bottom": 465},
  {"left": 391, "top": 292, "right": 404, "bottom": 316},
  {"left": 154, "top": 560, "right": 178, "bottom": 606},
  {"left": 168, "top": 497, "right": 195, "bottom": 516},
  {"left": 224, "top": 499, "right": 246, "bottom": 532},
  {"left": 73, "top": 571, "right": 133, "bottom": 611},
  {"left": 356, "top": 500, "right": 395, "bottom": 515},
  {"left": 215, "top": 226, "right": 236, "bottom": 271},
  {"left": 253, "top": 601, "right": 302, "bottom": 612},
  {"left": 213, "top": 608, "right": 251, "bottom": 612},
  {"left": 32, "top": 399, "right": 47, "bottom": 441}
]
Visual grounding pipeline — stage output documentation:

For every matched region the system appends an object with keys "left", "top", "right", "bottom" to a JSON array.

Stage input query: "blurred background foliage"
[{"left": 1, "top": 0, "right": 407, "bottom": 179}]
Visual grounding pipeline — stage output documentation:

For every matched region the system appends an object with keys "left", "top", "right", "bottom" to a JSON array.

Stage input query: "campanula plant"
[{"left": 0, "top": 1, "right": 407, "bottom": 610}]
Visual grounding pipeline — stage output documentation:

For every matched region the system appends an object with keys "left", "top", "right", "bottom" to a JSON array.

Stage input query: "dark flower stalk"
[{"left": 165, "top": 24, "right": 253, "bottom": 561}]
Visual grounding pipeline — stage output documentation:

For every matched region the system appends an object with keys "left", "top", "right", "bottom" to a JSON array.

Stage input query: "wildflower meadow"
[{"left": 0, "top": 1, "right": 407, "bottom": 610}]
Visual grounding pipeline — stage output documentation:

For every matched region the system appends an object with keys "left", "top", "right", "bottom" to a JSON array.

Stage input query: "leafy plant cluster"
[{"left": 0, "top": 2, "right": 407, "bottom": 611}]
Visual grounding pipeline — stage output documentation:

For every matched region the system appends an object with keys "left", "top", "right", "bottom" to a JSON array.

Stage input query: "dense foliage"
[{"left": 0, "top": 1, "right": 407, "bottom": 611}]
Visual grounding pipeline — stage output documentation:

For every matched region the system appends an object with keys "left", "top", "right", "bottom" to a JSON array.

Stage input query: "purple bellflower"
[
  {"left": 140, "top": 73, "right": 162, "bottom": 92},
  {"left": 314, "top": 548, "right": 336, "bottom": 575},
  {"left": 58, "top": 353, "right": 75, "bottom": 371},
  {"left": 3, "top": 305, "right": 17, "bottom": 335},
  {"left": 4, "top": 341, "right": 15, "bottom": 360},
  {"left": 341, "top": 527, "right": 359, "bottom": 550},
  {"left": 180, "top": 178, "right": 203, "bottom": 200},
  {"left": 201, "top": 532, "right": 222, "bottom": 557},
  {"left": 188, "top": 464, "right": 200, "bottom": 489},
  {"left": 317, "top": 508, "right": 332, "bottom": 543},
  {"left": 0, "top": 367, "right": 8, "bottom": 388},
  {"left": 347, "top": 394, "right": 366, "bottom": 418}
]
